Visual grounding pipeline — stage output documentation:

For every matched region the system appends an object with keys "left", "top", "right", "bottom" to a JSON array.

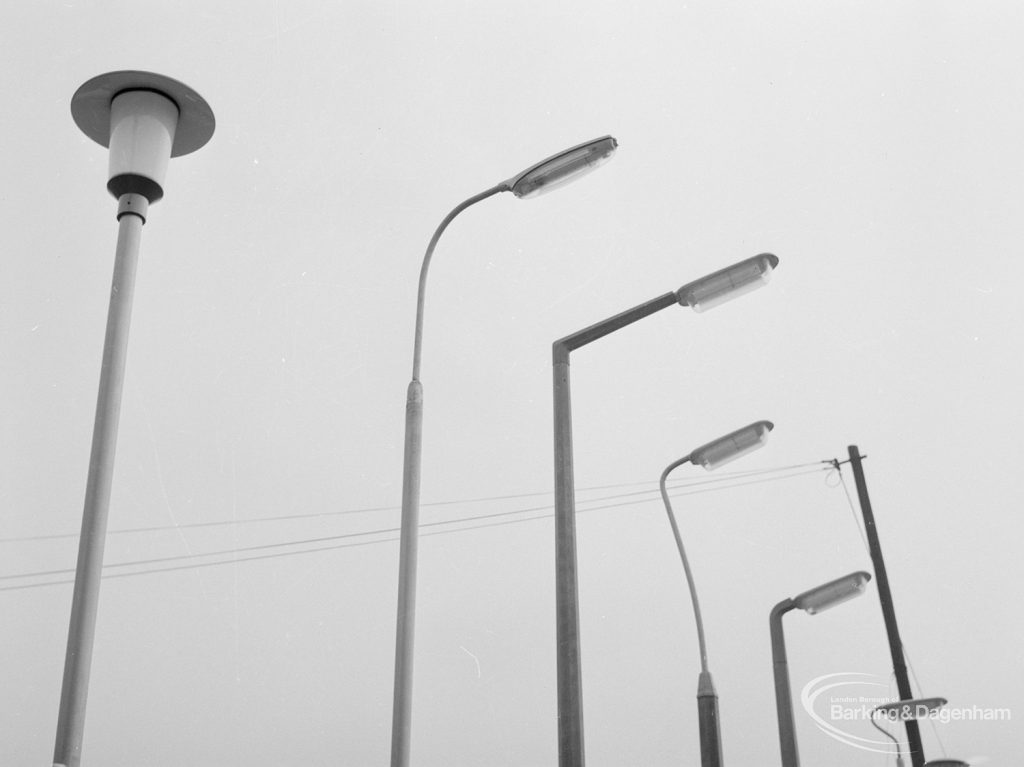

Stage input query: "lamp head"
[
  {"left": 688, "top": 420, "right": 773, "bottom": 471},
  {"left": 71, "top": 71, "right": 215, "bottom": 202},
  {"left": 873, "top": 697, "right": 948, "bottom": 722},
  {"left": 509, "top": 135, "right": 618, "bottom": 199},
  {"left": 677, "top": 253, "right": 779, "bottom": 312},
  {"left": 793, "top": 571, "right": 871, "bottom": 615}
]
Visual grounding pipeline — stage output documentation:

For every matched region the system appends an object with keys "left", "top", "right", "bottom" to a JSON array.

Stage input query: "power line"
[
  {"left": 0, "top": 464, "right": 830, "bottom": 592},
  {"left": 2, "top": 465, "right": 827, "bottom": 582},
  {"left": 0, "top": 461, "right": 827, "bottom": 543},
  {"left": 829, "top": 460, "right": 871, "bottom": 553}
]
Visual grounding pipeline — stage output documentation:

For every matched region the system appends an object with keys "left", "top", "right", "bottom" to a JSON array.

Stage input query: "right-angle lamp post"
[
  {"left": 770, "top": 571, "right": 872, "bottom": 767},
  {"left": 659, "top": 420, "right": 775, "bottom": 767},
  {"left": 551, "top": 253, "right": 780, "bottom": 767}
]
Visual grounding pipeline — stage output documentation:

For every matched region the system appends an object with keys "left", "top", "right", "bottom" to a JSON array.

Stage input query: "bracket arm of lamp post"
[
  {"left": 410, "top": 183, "right": 509, "bottom": 381},
  {"left": 553, "top": 291, "right": 679, "bottom": 363}
]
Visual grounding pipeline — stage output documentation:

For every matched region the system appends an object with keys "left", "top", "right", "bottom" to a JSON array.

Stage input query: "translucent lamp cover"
[
  {"left": 677, "top": 253, "right": 779, "bottom": 312},
  {"left": 688, "top": 420, "right": 773, "bottom": 471},
  {"left": 873, "top": 697, "right": 948, "bottom": 721},
  {"left": 794, "top": 571, "right": 871, "bottom": 615},
  {"left": 510, "top": 136, "right": 618, "bottom": 199},
  {"left": 107, "top": 90, "right": 180, "bottom": 200}
]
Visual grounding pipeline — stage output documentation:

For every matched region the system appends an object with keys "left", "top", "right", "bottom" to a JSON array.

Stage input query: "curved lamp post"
[
  {"left": 552, "top": 253, "right": 779, "bottom": 767},
  {"left": 56, "top": 71, "right": 215, "bottom": 767},
  {"left": 659, "top": 420, "right": 774, "bottom": 767},
  {"left": 391, "top": 135, "right": 618, "bottom": 767},
  {"left": 770, "top": 571, "right": 872, "bottom": 767},
  {"left": 872, "top": 698, "right": 948, "bottom": 767}
]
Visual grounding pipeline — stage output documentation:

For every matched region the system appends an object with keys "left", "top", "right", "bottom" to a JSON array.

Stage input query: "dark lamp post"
[
  {"left": 770, "top": 572, "right": 871, "bottom": 767},
  {"left": 552, "top": 253, "right": 780, "bottom": 767}
]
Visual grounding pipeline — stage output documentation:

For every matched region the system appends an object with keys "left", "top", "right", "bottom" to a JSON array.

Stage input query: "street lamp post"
[
  {"left": 55, "top": 71, "right": 215, "bottom": 767},
  {"left": 659, "top": 420, "right": 775, "bottom": 767},
  {"left": 871, "top": 698, "right": 948, "bottom": 767},
  {"left": 770, "top": 571, "right": 872, "bottom": 767},
  {"left": 390, "top": 136, "right": 618, "bottom": 767},
  {"left": 552, "top": 253, "right": 780, "bottom": 767}
]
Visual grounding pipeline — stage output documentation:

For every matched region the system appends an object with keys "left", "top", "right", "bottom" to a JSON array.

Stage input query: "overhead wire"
[
  {"left": 0, "top": 460, "right": 827, "bottom": 543},
  {"left": 0, "top": 461, "right": 833, "bottom": 592},
  {"left": 829, "top": 459, "right": 871, "bottom": 554}
]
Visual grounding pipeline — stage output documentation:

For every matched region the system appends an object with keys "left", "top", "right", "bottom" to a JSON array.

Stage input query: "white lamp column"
[{"left": 54, "top": 71, "right": 214, "bottom": 767}]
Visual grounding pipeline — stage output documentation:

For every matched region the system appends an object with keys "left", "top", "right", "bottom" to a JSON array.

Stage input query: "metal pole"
[
  {"left": 696, "top": 671, "right": 723, "bottom": 767},
  {"left": 553, "top": 354, "right": 585, "bottom": 767},
  {"left": 390, "top": 184, "right": 506, "bottom": 767},
  {"left": 551, "top": 291, "right": 678, "bottom": 767},
  {"left": 390, "top": 379, "right": 423, "bottom": 767},
  {"left": 54, "top": 193, "right": 148, "bottom": 767},
  {"left": 659, "top": 458, "right": 722, "bottom": 767},
  {"left": 769, "top": 599, "right": 799, "bottom": 767},
  {"left": 846, "top": 446, "right": 924, "bottom": 767}
]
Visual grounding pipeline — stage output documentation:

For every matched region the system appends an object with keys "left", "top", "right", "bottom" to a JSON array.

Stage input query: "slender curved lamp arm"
[
  {"left": 659, "top": 455, "right": 710, "bottom": 673},
  {"left": 871, "top": 716, "right": 904, "bottom": 767},
  {"left": 411, "top": 182, "right": 510, "bottom": 380}
]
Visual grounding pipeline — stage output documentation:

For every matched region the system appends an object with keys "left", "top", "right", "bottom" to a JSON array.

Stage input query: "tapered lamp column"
[
  {"left": 390, "top": 136, "right": 617, "bottom": 767},
  {"left": 770, "top": 571, "right": 872, "bottom": 767},
  {"left": 54, "top": 71, "right": 214, "bottom": 767},
  {"left": 552, "top": 253, "right": 780, "bottom": 767},
  {"left": 659, "top": 420, "right": 774, "bottom": 767}
]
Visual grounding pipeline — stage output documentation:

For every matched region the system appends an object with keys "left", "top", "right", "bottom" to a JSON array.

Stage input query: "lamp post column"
[
  {"left": 391, "top": 184, "right": 506, "bottom": 767},
  {"left": 54, "top": 195, "right": 147, "bottom": 767},
  {"left": 552, "top": 291, "right": 679, "bottom": 767},
  {"left": 389, "top": 136, "right": 618, "bottom": 767},
  {"left": 549, "top": 254, "right": 778, "bottom": 767},
  {"left": 768, "top": 572, "right": 870, "bottom": 767},
  {"left": 553, "top": 350, "right": 584, "bottom": 764},
  {"left": 57, "top": 70, "right": 215, "bottom": 767},
  {"left": 769, "top": 599, "right": 799, "bottom": 767}
]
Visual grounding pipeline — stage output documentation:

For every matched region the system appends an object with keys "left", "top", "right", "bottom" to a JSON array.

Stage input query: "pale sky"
[{"left": 2, "top": 2, "right": 1022, "bottom": 765}]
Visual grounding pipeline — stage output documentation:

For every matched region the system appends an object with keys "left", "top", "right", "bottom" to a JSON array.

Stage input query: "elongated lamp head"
[
  {"left": 677, "top": 253, "right": 779, "bottom": 312},
  {"left": 71, "top": 70, "right": 215, "bottom": 202},
  {"left": 793, "top": 571, "right": 871, "bottom": 615},
  {"left": 509, "top": 135, "right": 618, "bottom": 199},
  {"left": 923, "top": 761, "right": 970, "bottom": 767},
  {"left": 873, "top": 698, "right": 948, "bottom": 721},
  {"left": 688, "top": 420, "right": 773, "bottom": 471}
]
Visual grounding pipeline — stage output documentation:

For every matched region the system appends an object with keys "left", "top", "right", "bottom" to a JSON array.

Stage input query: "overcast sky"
[{"left": 3, "top": 2, "right": 1022, "bottom": 765}]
